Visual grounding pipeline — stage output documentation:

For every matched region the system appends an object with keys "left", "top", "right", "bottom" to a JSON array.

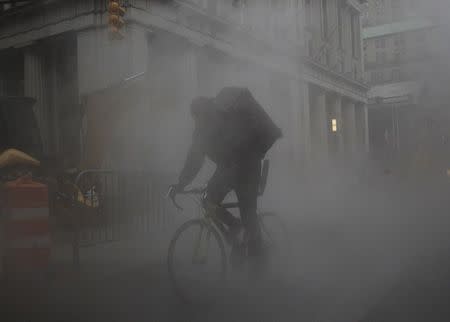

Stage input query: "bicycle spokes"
[
  {"left": 192, "top": 225, "right": 212, "bottom": 265},
  {"left": 168, "top": 219, "right": 227, "bottom": 305}
]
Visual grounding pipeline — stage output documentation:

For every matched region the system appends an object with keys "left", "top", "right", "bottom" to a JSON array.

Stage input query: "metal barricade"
[{"left": 69, "top": 170, "right": 173, "bottom": 267}]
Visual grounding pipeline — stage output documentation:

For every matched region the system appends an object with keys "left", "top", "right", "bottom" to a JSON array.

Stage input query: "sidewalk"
[
  {"left": 2, "top": 233, "right": 175, "bottom": 322},
  {"left": 3, "top": 177, "right": 450, "bottom": 322}
]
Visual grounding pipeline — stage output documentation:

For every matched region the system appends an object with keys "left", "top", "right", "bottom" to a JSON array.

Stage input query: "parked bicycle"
[{"left": 166, "top": 160, "right": 289, "bottom": 304}]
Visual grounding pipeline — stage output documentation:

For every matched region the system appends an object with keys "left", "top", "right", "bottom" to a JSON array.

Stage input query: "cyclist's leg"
[
  {"left": 205, "top": 166, "right": 240, "bottom": 228},
  {"left": 235, "top": 160, "right": 262, "bottom": 257}
]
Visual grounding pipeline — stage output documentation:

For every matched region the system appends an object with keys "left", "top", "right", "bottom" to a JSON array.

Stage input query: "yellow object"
[
  {"left": 78, "top": 189, "right": 98, "bottom": 208},
  {"left": 66, "top": 182, "right": 99, "bottom": 208},
  {"left": 0, "top": 148, "right": 40, "bottom": 169},
  {"left": 60, "top": 182, "right": 99, "bottom": 209},
  {"left": 331, "top": 119, "right": 337, "bottom": 132},
  {"left": 108, "top": 0, "right": 126, "bottom": 37}
]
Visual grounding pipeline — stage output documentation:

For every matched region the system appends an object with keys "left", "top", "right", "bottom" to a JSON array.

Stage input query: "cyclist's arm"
[{"left": 178, "top": 132, "right": 205, "bottom": 189}]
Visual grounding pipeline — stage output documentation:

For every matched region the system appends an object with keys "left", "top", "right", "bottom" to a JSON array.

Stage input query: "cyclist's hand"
[
  {"left": 167, "top": 184, "right": 183, "bottom": 211},
  {"left": 168, "top": 184, "right": 181, "bottom": 198}
]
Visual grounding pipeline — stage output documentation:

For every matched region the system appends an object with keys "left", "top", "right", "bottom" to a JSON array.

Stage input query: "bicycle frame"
[
  {"left": 171, "top": 191, "right": 220, "bottom": 262},
  {"left": 172, "top": 186, "right": 270, "bottom": 245}
]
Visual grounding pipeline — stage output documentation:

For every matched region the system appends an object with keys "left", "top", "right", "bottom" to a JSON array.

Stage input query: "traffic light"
[{"left": 108, "top": 1, "right": 126, "bottom": 39}]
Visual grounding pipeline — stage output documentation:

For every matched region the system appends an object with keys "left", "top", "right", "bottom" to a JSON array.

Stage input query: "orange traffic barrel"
[{"left": 1, "top": 175, "right": 51, "bottom": 276}]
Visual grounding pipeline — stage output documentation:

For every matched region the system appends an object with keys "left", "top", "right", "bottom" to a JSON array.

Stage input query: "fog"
[
  {"left": 4, "top": 1, "right": 450, "bottom": 322},
  {"left": 85, "top": 1, "right": 450, "bottom": 321}
]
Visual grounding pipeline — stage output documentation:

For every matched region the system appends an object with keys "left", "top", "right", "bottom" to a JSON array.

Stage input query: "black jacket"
[{"left": 178, "top": 88, "right": 281, "bottom": 188}]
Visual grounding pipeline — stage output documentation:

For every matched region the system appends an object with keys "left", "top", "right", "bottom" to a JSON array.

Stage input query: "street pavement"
[
  {"left": 2, "top": 239, "right": 322, "bottom": 322},
  {"left": 3, "top": 175, "right": 450, "bottom": 322}
]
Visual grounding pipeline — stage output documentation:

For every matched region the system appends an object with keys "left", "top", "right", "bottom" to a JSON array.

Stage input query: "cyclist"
[{"left": 169, "top": 87, "right": 281, "bottom": 272}]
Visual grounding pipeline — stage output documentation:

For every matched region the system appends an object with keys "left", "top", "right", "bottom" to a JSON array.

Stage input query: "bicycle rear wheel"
[{"left": 167, "top": 219, "right": 227, "bottom": 305}]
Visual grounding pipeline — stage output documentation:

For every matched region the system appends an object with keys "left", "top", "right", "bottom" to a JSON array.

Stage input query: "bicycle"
[{"left": 166, "top": 160, "right": 290, "bottom": 304}]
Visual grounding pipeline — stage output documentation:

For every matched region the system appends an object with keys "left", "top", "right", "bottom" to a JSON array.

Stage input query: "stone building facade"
[
  {"left": 0, "top": 0, "right": 368, "bottom": 181},
  {"left": 362, "top": 0, "right": 450, "bottom": 177}
]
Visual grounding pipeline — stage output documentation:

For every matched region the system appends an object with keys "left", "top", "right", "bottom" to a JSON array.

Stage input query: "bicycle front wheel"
[{"left": 167, "top": 219, "right": 227, "bottom": 305}]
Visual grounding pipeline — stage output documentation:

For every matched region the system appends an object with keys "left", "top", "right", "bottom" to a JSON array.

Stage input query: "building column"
[
  {"left": 289, "top": 79, "right": 302, "bottom": 166},
  {"left": 24, "top": 46, "right": 48, "bottom": 154},
  {"left": 355, "top": 102, "right": 368, "bottom": 154},
  {"left": 300, "top": 80, "right": 311, "bottom": 168},
  {"left": 336, "top": 96, "right": 344, "bottom": 154},
  {"left": 364, "top": 104, "right": 370, "bottom": 152},
  {"left": 342, "top": 98, "right": 357, "bottom": 157},
  {"left": 310, "top": 86, "right": 329, "bottom": 166}
]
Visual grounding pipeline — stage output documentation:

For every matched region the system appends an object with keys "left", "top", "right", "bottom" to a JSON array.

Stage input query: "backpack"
[{"left": 214, "top": 87, "right": 282, "bottom": 159}]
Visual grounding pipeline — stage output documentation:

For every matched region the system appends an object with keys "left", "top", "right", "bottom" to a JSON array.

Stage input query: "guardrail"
[{"left": 63, "top": 170, "right": 173, "bottom": 268}]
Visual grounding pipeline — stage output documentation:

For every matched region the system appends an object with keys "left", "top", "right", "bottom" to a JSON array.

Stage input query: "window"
[
  {"left": 331, "top": 119, "right": 338, "bottom": 132},
  {"left": 305, "top": 0, "right": 312, "bottom": 28},
  {"left": 375, "top": 0, "right": 385, "bottom": 10},
  {"left": 374, "top": 0, "right": 386, "bottom": 24},
  {"left": 391, "top": 0, "right": 403, "bottom": 19},
  {"left": 371, "top": 71, "right": 384, "bottom": 83},
  {"left": 391, "top": 68, "right": 401, "bottom": 81},
  {"left": 362, "top": 9, "right": 369, "bottom": 28},
  {"left": 375, "top": 38, "right": 386, "bottom": 49},
  {"left": 351, "top": 13, "right": 360, "bottom": 58},
  {"left": 337, "top": 2, "right": 343, "bottom": 48}
]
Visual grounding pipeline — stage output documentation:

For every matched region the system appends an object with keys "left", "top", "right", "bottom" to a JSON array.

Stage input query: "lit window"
[{"left": 331, "top": 119, "right": 338, "bottom": 132}]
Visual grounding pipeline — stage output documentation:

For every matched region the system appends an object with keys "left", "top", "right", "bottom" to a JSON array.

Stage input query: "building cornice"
[
  {"left": 303, "top": 56, "right": 369, "bottom": 92},
  {"left": 0, "top": 0, "right": 368, "bottom": 102}
]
